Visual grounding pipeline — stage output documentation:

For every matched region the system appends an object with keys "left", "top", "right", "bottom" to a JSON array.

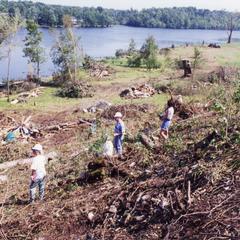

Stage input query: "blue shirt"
[{"left": 114, "top": 120, "right": 125, "bottom": 137}]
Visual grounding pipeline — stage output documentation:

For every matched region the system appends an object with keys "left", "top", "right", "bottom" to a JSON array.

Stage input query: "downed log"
[
  {"left": 139, "top": 133, "right": 155, "bottom": 149},
  {"left": 41, "top": 122, "right": 78, "bottom": 132},
  {"left": 0, "top": 152, "right": 58, "bottom": 170},
  {"left": 41, "top": 119, "right": 94, "bottom": 133}
]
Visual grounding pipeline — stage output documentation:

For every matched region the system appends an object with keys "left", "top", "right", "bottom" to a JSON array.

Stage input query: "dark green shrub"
[
  {"left": 57, "top": 81, "right": 94, "bottom": 98},
  {"left": 127, "top": 54, "right": 142, "bottom": 67}
]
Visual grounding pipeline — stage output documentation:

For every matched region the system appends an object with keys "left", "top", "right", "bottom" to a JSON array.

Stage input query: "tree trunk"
[
  {"left": 227, "top": 16, "right": 233, "bottom": 44},
  {"left": 37, "top": 60, "right": 40, "bottom": 81},
  {"left": 228, "top": 29, "right": 233, "bottom": 44},
  {"left": 7, "top": 47, "right": 11, "bottom": 102}
]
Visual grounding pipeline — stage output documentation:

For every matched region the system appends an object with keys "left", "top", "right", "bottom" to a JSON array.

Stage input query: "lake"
[{"left": 0, "top": 25, "right": 239, "bottom": 81}]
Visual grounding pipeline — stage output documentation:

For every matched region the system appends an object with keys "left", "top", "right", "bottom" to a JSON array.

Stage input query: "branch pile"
[{"left": 120, "top": 84, "right": 156, "bottom": 99}]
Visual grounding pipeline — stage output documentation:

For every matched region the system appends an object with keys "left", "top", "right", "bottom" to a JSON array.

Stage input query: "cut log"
[
  {"left": 0, "top": 152, "right": 58, "bottom": 170},
  {"left": 139, "top": 133, "right": 155, "bottom": 149}
]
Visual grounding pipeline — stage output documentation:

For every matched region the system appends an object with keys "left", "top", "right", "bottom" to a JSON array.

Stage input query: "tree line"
[{"left": 0, "top": 0, "right": 239, "bottom": 29}]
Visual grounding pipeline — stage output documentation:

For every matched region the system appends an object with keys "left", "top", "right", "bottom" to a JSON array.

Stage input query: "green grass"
[
  {"left": 216, "top": 44, "right": 240, "bottom": 67},
  {"left": 0, "top": 87, "right": 83, "bottom": 111},
  {"left": 2, "top": 43, "right": 240, "bottom": 113}
]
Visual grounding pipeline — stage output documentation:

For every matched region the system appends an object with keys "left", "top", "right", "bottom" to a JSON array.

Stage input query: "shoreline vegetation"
[{"left": 0, "top": 0, "right": 239, "bottom": 30}]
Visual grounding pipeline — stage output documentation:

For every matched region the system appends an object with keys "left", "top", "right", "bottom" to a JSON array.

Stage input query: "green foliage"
[
  {"left": 233, "top": 84, "right": 240, "bottom": 103},
  {"left": 0, "top": 13, "right": 22, "bottom": 45},
  {"left": 23, "top": 19, "right": 45, "bottom": 77},
  {"left": 127, "top": 53, "right": 142, "bottom": 67},
  {"left": 140, "top": 36, "right": 160, "bottom": 69},
  {"left": 128, "top": 38, "right": 137, "bottom": 55},
  {"left": 192, "top": 47, "right": 203, "bottom": 69},
  {"left": 88, "top": 134, "right": 106, "bottom": 154},
  {"left": 115, "top": 49, "right": 127, "bottom": 58},
  {"left": 230, "top": 159, "right": 240, "bottom": 170},
  {"left": 57, "top": 81, "right": 93, "bottom": 98},
  {"left": 164, "top": 135, "right": 184, "bottom": 154},
  {"left": 51, "top": 17, "right": 83, "bottom": 84},
  {"left": 1, "top": 1, "right": 239, "bottom": 29},
  {"left": 211, "top": 102, "right": 226, "bottom": 112}
]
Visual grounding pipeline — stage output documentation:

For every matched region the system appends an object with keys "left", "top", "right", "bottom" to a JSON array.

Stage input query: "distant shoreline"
[
  {"left": 38, "top": 24, "right": 237, "bottom": 31},
  {"left": 2, "top": 1, "right": 239, "bottom": 31}
]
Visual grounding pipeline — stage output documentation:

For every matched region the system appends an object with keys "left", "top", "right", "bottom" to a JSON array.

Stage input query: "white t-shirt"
[
  {"left": 31, "top": 155, "right": 47, "bottom": 179},
  {"left": 166, "top": 107, "right": 174, "bottom": 120}
]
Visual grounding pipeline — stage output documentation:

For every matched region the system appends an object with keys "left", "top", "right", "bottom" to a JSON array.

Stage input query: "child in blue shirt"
[{"left": 113, "top": 112, "right": 125, "bottom": 159}]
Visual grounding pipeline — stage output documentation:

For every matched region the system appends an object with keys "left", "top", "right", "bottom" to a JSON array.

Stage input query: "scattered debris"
[
  {"left": 83, "top": 56, "right": 114, "bottom": 79},
  {"left": 139, "top": 133, "right": 156, "bottom": 149},
  {"left": 10, "top": 88, "right": 42, "bottom": 104},
  {"left": 208, "top": 43, "right": 221, "bottom": 48},
  {"left": 57, "top": 81, "right": 94, "bottom": 98},
  {"left": 84, "top": 100, "right": 112, "bottom": 113},
  {"left": 170, "top": 95, "right": 210, "bottom": 119},
  {"left": 207, "top": 66, "right": 240, "bottom": 83},
  {"left": 120, "top": 84, "right": 156, "bottom": 99},
  {"left": 101, "top": 103, "right": 155, "bottom": 119},
  {"left": 0, "top": 116, "right": 40, "bottom": 143}
]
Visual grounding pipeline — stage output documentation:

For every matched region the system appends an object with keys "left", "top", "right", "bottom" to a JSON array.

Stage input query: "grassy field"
[{"left": 1, "top": 43, "right": 240, "bottom": 112}]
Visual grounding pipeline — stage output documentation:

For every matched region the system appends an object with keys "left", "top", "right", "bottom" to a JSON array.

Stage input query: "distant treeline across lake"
[
  {"left": 0, "top": 26, "right": 240, "bottom": 81},
  {"left": 0, "top": 0, "right": 239, "bottom": 29}
]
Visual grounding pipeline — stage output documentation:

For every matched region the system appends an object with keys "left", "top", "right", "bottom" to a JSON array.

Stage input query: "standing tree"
[
  {"left": 51, "top": 15, "right": 83, "bottom": 84},
  {"left": 227, "top": 15, "right": 234, "bottom": 44},
  {"left": 0, "top": 13, "right": 22, "bottom": 101},
  {"left": 128, "top": 38, "right": 136, "bottom": 55},
  {"left": 227, "top": 13, "right": 240, "bottom": 44},
  {"left": 140, "top": 36, "right": 159, "bottom": 70},
  {"left": 23, "top": 20, "right": 45, "bottom": 80}
]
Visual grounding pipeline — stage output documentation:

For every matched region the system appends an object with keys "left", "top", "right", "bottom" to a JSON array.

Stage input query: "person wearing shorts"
[{"left": 160, "top": 100, "right": 174, "bottom": 140}]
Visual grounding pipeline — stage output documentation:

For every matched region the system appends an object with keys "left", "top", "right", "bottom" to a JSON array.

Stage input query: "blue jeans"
[
  {"left": 114, "top": 136, "right": 123, "bottom": 155},
  {"left": 29, "top": 178, "right": 45, "bottom": 202}
]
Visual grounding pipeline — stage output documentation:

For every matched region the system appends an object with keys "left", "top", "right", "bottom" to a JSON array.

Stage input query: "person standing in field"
[
  {"left": 29, "top": 144, "right": 47, "bottom": 203},
  {"left": 113, "top": 112, "right": 125, "bottom": 159},
  {"left": 160, "top": 100, "right": 175, "bottom": 140}
]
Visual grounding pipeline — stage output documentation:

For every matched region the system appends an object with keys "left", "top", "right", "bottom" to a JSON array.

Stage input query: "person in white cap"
[
  {"left": 29, "top": 144, "right": 47, "bottom": 203},
  {"left": 113, "top": 112, "right": 125, "bottom": 159}
]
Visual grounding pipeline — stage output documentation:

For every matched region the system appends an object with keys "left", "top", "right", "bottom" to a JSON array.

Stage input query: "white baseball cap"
[
  {"left": 32, "top": 144, "right": 43, "bottom": 153},
  {"left": 114, "top": 112, "right": 123, "bottom": 118}
]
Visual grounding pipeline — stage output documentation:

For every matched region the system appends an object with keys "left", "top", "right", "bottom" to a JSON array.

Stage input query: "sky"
[{"left": 30, "top": 0, "right": 240, "bottom": 11}]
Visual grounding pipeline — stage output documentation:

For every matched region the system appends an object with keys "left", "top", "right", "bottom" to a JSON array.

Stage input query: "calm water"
[{"left": 0, "top": 25, "right": 239, "bottom": 81}]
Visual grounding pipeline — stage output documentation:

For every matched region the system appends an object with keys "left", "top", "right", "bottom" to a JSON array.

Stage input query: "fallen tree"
[{"left": 0, "top": 151, "right": 58, "bottom": 170}]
